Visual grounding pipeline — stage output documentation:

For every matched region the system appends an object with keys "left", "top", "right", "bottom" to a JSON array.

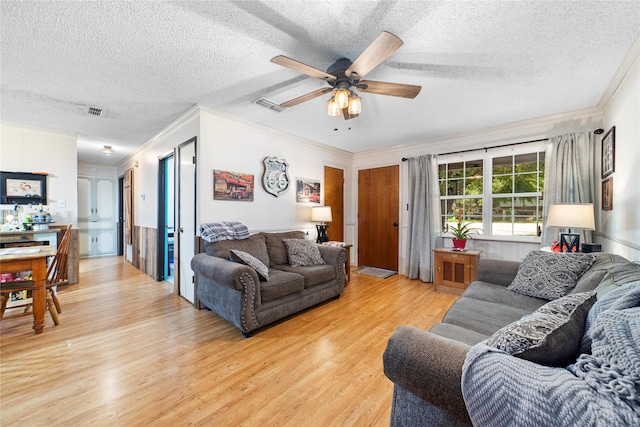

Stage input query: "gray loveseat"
[
  {"left": 191, "top": 230, "right": 346, "bottom": 337},
  {"left": 383, "top": 252, "right": 640, "bottom": 426}
]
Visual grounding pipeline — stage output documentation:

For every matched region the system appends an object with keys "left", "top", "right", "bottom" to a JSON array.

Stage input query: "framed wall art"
[
  {"left": 296, "top": 178, "right": 321, "bottom": 203},
  {"left": 0, "top": 171, "right": 48, "bottom": 205},
  {"left": 602, "top": 178, "right": 613, "bottom": 211},
  {"left": 213, "top": 170, "right": 254, "bottom": 201},
  {"left": 601, "top": 126, "right": 615, "bottom": 178}
]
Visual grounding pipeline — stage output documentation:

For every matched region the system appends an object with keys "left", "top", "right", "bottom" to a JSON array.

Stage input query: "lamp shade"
[
  {"left": 311, "top": 206, "right": 332, "bottom": 223},
  {"left": 334, "top": 88, "right": 350, "bottom": 109},
  {"left": 546, "top": 204, "right": 595, "bottom": 230}
]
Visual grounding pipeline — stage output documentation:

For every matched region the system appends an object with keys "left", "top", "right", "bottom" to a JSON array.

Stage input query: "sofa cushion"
[
  {"left": 594, "top": 263, "right": 640, "bottom": 298},
  {"left": 259, "top": 269, "right": 304, "bottom": 303},
  {"left": 283, "top": 239, "right": 326, "bottom": 267},
  {"left": 263, "top": 231, "right": 306, "bottom": 266},
  {"left": 429, "top": 323, "right": 490, "bottom": 346},
  {"left": 462, "top": 281, "right": 547, "bottom": 313},
  {"left": 486, "top": 292, "right": 596, "bottom": 367},
  {"left": 273, "top": 264, "right": 336, "bottom": 288},
  {"left": 204, "top": 233, "right": 270, "bottom": 266},
  {"left": 507, "top": 251, "right": 595, "bottom": 300},
  {"left": 229, "top": 249, "right": 269, "bottom": 281},
  {"left": 442, "top": 297, "right": 534, "bottom": 336}
]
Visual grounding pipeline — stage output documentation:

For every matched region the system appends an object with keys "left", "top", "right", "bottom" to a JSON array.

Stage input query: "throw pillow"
[
  {"left": 283, "top": 239, "right": 326, "bottom": 267},
  {"left": 229, "top": 249, "right": 269, "bottom": 281},
  {"left": 507, "top": 251, "right": 596, "bottom": 300},
  {"left": 486, "top": 291, "right": 596, "bottom": 367}
]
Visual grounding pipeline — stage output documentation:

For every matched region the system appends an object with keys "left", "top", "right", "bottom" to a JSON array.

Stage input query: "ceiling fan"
[{"left": 270, "top": 31, "right": 422, "bottom": 120}]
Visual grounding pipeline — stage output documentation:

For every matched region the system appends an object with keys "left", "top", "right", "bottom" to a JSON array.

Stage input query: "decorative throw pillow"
[
  {"left": 507, "top": 251, "right": 596, "bottom": 300},
  {"left": 283, "top": 239, "right": 326, "bottom": 267},
  {"left": 486, "top": 291, "right": 596, "bottom": 367},
  {"left": 229, "top": 249, "right": 269, "bottom": 281}
]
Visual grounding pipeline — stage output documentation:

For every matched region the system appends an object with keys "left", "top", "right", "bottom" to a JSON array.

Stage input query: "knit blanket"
[
  {"left": 200, "top": 222, "right": 249, "bottom": 243},
  {"left": 461, "top": 281, "right": 640, "bottom": 427}
]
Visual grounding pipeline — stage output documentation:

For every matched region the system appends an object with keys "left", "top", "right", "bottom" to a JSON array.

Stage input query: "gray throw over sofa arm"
[{"left": 383, "top": 325, "right": 472, "bottom": 424}]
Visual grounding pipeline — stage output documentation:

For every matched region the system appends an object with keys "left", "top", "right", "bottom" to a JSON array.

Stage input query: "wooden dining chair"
[{"left": 0, "top": 224, "right": 73, "bottom": 325}]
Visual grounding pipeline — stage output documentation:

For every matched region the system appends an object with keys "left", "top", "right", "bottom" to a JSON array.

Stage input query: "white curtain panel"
[
  {"left": 406, "top": 154, "right": 441, "bottom": 282},
  {"left": 541, "top": 132, "right": 595, "bottom": 247}
]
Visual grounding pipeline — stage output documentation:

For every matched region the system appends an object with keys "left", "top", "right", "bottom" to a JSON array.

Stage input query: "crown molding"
[{"left": 598, "top": 33, "right": 640, "bottom": 112}]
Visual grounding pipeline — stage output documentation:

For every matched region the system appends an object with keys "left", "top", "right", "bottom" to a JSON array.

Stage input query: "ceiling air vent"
[
  {"left": 84, "top": 106, "right": 106, "bottom": 117},
  {"left": 253, "top": 97, "right": 286, "bottom": 112}
]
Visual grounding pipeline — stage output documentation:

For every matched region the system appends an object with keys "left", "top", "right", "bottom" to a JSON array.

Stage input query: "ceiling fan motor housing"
[{"left": 327, "top": 58, "right": 358, "bottom": 87}]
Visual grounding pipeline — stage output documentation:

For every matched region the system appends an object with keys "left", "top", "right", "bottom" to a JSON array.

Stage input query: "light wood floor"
[{"left": 1, "top": 257, "right": 458, "bottom": 426}]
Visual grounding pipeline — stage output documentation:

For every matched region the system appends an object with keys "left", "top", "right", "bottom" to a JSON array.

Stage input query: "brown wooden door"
[
  {"left": 324, "top": 166, "right": 344, "bottom": 242},
  {"left": 358, "top": 165, "right": 399, "bottom": 271}
]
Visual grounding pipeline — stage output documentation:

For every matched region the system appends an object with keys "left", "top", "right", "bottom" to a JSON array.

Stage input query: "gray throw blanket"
[
  {"left": 200, "top": 222, "right": 250, "bottom": 243},
  {"left": 461, "top": 281, "right": 640, "bottom": 427}
]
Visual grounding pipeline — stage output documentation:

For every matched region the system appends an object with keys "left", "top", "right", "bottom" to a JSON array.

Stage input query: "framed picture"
[
  {"left": 213, "top": 170, "right": 254, "bottom": 201},
  {"left": 602, "top": 178, "right": 613, "bottom": 211},
  {"left": 0, "top": 171, "right": 47, "bottom": 205},
  {"left": 296, "top": 178, "right": 321, "bottom": 203},
  {"left": 601, "top": 126, "right": 615, "bottom": 178}
]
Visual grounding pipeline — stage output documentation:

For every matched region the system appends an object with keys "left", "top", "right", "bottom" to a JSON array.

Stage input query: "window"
[
  {"left": 439, "top": 159, "right": 484, "bottom": 234},
  {"left": 439, "top": 145, "right": 546, "bottom": 238}
]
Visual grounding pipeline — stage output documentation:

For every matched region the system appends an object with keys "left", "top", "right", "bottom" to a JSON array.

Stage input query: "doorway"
[
  {"left": 177, "top": 137, "right": 196, "bottom": 303},
  {"left": 157, "top": 153, "right": 175, "bottom": 283},
  {"left": 323, "top": 166, "right": 344, "bottom": 243},
  {"left": 358, "top": 165, "right": 399, "bottom": 271}
]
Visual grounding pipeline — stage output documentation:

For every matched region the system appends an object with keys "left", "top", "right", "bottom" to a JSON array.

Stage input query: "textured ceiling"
[{"left": 1, "top": 1, "right": 639, "bottom": 165}]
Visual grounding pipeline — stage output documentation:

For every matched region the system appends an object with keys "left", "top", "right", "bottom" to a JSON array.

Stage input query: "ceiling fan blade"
[
  {"left": 279, "top": 87, "right": 333, "bottom": 108},
  {"left": 271, "top": 55, "right": 336, "bottom": 82},
  {"left": 345, "top": 31, "right": 404, "bottom": 79},
  {"left": 357, "top": 80, "right": 422, "bottom": 99},
  {"left": 341, "top": 107, "right": 358, "bottom": 120}
]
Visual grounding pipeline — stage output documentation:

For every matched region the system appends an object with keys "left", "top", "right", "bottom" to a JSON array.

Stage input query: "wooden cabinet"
[
  {"left": 433, "top": 248, "right": 481, "bottom": 295},
  {"left": 78, "top": 176, "right": 117, "bottom": 257}
]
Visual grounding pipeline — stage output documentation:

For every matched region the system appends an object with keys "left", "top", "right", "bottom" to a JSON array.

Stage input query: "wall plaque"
[{"left": 261, "top": 156, "right": 290, "bottom": 197}]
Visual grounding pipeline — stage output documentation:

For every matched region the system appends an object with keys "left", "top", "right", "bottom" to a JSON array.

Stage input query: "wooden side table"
[{"left": 433, "top": 248, "right": 481, "bottom": 295}]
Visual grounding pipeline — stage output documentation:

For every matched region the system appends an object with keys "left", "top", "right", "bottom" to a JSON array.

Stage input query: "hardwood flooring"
[{"left": 0, "top": 256, "right": 458, "bottom": 426}]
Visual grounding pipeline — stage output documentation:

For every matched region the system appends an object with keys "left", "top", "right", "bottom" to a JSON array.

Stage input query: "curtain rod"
[{"left": 401, "top": 137, "right": 549, "bottom": 161}]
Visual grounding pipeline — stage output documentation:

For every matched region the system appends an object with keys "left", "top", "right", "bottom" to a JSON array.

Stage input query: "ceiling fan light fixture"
[
  {"left": 327, "top": 97, "right": 341, "bottom": 116},
  {"left": 334, "top": 88, "right": 350, "bottom": 109},
  {"left": 348, "top": 94, "right": 361, "bottom": 115}
]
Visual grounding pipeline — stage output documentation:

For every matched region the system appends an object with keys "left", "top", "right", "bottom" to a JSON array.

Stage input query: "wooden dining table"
[{"left": 0, "top": 245, "right": 56, "bottom": 334}]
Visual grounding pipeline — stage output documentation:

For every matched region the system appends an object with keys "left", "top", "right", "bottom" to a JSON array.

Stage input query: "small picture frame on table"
[
  {"left": 602, "top": 178, "right": 613, "bottom": 211},
  {"left": 601, "top": 126, "right": 615, "bottom": 178}
]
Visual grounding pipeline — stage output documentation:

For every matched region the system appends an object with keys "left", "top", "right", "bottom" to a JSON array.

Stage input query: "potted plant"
[{"left": 446, "top": 207, "right": 481, "bottom": 250}]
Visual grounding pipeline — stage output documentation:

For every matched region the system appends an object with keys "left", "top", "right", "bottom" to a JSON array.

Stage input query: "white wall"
[
  {"left": 117, "top": 109, "right": 200, "bottom": 228},
  {"left": 597, "top": 44, "right": 640, "bottom": 260},
  {"left": 0, "top": 123, "right": 78, "bottom": 225},
  {"left": 197, "top": 108, "right": 352, "bottom": 239}
]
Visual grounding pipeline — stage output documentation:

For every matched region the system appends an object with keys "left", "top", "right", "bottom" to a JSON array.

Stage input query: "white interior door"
[{"left": 177, "top": 138, "right": 196, "bottom": 303}]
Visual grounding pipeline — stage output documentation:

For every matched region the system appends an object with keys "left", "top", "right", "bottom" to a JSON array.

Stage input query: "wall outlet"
[{"left": 58, "top": 199, "right": 66, "bottom": 208}]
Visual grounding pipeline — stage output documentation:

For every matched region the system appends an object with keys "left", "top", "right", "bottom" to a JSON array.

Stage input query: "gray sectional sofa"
[
  {"left": 383, "top": 251, "right": 640, "bottom": 426},
  {"left": 191, "top": 230, "right": 346, "bottom": 337}
]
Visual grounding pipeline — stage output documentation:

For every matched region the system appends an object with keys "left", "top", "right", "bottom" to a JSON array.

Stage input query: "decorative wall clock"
[{"left": 261, "top": 156, "right": 290, "bottom": 197}]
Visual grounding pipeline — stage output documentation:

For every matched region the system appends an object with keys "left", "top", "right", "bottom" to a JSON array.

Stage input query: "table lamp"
[
  {"left": 311, "top": 206, "right": 332, "bottom": 243},
  {"left": 546, "top": 204, "right": 595, "bottom": 252}
]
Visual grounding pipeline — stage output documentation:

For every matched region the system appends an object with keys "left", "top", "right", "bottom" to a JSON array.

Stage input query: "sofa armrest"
[
  {"left": 191, "top": 253, "right": 260, "bottom": 292},
  {"left": 383, "top": 325, "right": 472, "bottom": 423},
  {"left": 476, "top": 258, "right": 521, "bottom": 287},
  {"left": 317, "top": 245, "right": 347, "bottom": 281}
]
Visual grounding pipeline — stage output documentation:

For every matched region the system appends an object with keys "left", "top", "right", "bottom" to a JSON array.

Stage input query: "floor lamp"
[
  {"left": 311, "top": 206, "right": 332, "bottom": 243},
  {"left": 546, "top": 204, "right": 596, "bottom": 252}
]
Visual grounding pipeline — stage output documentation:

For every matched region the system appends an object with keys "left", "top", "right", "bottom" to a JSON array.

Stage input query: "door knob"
[
  {"left": 393, "top": 222, "right": 398, "bottom": 227},
  {"left": 179, "top": 227, "right": 184, "bottom": 233}
]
